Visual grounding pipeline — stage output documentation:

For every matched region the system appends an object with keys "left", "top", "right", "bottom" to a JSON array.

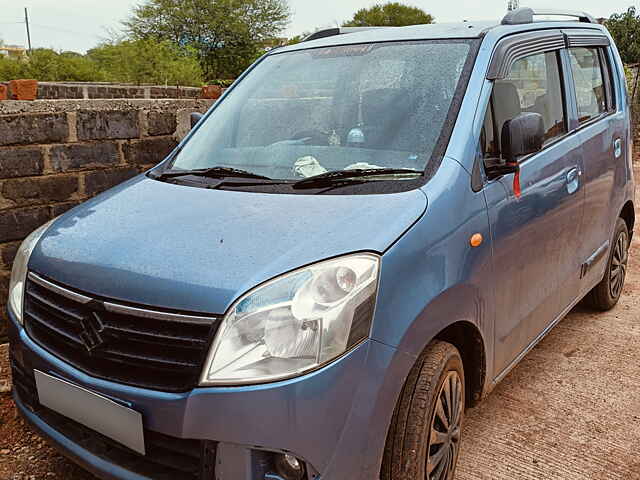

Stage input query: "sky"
[{"left": 0, "top": 0, "right": 635, "bottom": 53}]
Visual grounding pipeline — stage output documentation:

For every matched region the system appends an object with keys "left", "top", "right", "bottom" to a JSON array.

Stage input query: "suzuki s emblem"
[{"left": 80, "top": 312, "right": 106, "bottom": 353}]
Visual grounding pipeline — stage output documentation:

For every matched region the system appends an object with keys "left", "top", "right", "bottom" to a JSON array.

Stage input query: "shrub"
[{"left": 0, "top": 39, "right": 204, "bottom": 87}]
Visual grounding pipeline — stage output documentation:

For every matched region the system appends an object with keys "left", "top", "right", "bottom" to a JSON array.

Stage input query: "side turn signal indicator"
[{"left": 470, "top": 233, "right": 483, "bottom": 247}]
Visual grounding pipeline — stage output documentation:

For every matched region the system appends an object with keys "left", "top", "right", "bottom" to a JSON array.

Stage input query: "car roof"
[{"left": 276, "top": 20, "right": 606, "bottom": 54}]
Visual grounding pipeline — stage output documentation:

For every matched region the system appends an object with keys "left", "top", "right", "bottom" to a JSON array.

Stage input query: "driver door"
[{"left": 481, "top": 49, "right": 586, "bottom": 376}]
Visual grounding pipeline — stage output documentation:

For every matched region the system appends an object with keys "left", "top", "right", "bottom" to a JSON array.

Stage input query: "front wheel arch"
[{"left": 434, "top": 320, "right": 486, "bottom": 408}]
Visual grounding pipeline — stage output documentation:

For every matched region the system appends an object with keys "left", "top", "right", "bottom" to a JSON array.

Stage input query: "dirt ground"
[
  {"left": 1, "top": 173, "right": 639, "bottom": 480},
  {"left": 456, "top": 168, "right": 640, "bottom": 480}
]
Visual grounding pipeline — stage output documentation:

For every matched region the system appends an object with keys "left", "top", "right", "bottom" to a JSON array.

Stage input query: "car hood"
[{"left": 30, "top": 176, "right": 426, "bottom": 315}]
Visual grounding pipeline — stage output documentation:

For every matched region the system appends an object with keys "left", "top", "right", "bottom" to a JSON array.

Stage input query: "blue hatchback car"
[{"left": 7, "top": 7, "right": 635, "bottom": 480}]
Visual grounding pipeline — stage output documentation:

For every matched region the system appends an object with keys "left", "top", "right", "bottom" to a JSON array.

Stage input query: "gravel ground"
[{"left": 0, "top": 170, "right": 638, "bottom": 480}]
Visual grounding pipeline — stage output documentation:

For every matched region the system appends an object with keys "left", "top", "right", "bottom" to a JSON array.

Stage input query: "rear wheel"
[
  {"left": 381, "top": 341, "right": 465, "bottom": 480},
  {"left": 585, "top": 218, "right": 629, "bottom": 311}
]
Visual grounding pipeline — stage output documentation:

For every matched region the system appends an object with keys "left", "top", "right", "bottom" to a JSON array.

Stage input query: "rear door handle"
[
  {"left": 614, "top": 138, "right": 622, "bottom": 158},
  {"left": 566, "top": 167, "right": 580, "bottom": 194}
]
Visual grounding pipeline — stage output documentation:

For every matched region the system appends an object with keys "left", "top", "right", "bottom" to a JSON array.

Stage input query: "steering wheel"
[
  {"left": 265, "top": 130, "right": 331, "bottom": 148},
  {"left": 291, "top": 129, "right": 330, "bottom": 146}
]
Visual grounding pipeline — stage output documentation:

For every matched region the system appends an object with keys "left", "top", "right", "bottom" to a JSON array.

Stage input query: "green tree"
[
  {"left": 56, "top": 52, "right": 104, "bottom": 81},
  {"left": 606, "top": 7, "right": 640, "bottom": 65},
  {"left": 87, "top": 38, "right": 203, "bottom": 86},
  {"left": 343, "top": 2, "right": 434, "bottom": 27},
  {"left": 0, "top": 55, "right": 24, "bottom": 81},
  {"left": 0, "top": 48, "right": 104, "bottom": 82},
  {"left": 124, "top": 0, "right": 291, "bottom": 79},
  {"left": 27, "top": 49, "right": 104, "bottom": 81},
  {"left": 287, "top": 31, "right": 312, "bottom": 45},
  {"left": 0, "top": 39, "right": 203, "bottom": 85}
]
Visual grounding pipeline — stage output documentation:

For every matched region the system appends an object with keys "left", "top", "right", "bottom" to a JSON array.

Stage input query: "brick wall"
[{"left": 0, "top": 99, "right": 214, "bottom": 340}]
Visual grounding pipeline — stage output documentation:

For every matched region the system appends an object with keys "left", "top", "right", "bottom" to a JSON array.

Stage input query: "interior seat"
[
  {"left": 492, "top": 81, "right": 522, "bottom": 153},
  {"left": 360, "top": 87, "right": 424, "bottom": 151}
]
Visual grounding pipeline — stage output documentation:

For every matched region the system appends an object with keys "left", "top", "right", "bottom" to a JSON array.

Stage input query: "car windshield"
[{"left": 169, "top": 40, "right": 473, "bottom": 181}]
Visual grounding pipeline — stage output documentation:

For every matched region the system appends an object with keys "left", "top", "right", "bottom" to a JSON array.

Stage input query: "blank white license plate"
[{"left": 34, "top": 370, "right": 145, "bottom": 455}]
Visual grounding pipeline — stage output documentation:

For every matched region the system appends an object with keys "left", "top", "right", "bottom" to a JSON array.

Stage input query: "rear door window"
[{"left": 568, "top": 47, "right": 608, "bottom": 123}]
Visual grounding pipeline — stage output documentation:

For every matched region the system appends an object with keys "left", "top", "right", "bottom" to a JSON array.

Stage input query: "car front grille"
[
  {"left": 10, "top": 356, "right": 216, "bottom": 480},
  {"left": 23, "top": 272, "right": 220, "bottom": 392}
]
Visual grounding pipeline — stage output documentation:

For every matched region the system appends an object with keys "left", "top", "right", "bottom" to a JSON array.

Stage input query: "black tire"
[
  {"left": 381, "top": 341, "right": 465, "bottom": 480},
  {"left": 584, "top": 218, "right": 630, "bottom": 311}
]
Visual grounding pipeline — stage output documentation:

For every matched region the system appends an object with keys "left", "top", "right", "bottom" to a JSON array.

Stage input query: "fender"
[{"left": 372, "top": 157, "right": 496, "bottom": 396}]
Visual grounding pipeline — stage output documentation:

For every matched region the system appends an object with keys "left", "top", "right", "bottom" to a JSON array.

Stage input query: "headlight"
[
  {"left": 9, "top": 219, "right": 55, "bottom": 324},
  {"left": 200, "top": 253, "right": 380, "bottom": 385}
]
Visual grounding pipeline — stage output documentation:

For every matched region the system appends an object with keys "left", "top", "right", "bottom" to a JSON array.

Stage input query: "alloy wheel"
[
  {"left": 426, "top": 371, "right": 463, "bottom": 480},
  {"left": 609, "top": 230, "right": 629, "bottom": 299}
]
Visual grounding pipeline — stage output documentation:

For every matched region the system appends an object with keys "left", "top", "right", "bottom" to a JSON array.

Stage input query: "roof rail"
[
  {"left": 502, "top": 7, "right": 597, "bottom": 25},
  {"left": 303, "top": 27, "right": 384, "bottom": 42}
]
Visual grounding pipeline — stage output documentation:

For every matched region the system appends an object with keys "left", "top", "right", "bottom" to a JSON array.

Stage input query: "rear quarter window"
[{"left": 568, "top": 47, "right": 609, "bottom": 123}]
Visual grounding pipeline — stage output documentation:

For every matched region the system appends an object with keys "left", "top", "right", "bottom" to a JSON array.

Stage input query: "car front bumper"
[{"left": 8, "top": 310, "right": 410, "bottom": 480}]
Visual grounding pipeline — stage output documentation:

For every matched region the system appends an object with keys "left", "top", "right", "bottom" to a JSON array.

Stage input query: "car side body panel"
[{"left": 373, "top": 157, "right": 495, "bottom": 387}]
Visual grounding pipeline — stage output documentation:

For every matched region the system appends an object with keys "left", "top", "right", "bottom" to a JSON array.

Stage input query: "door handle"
[
  {"left": 614, "top": 138, "right": 622, "bottom": 159},
  {"left": 566, "top": 167, "right": 580, "bottom": 194},
  {"left": 566, "top": 168, "right": 579, "bottom": 183}
]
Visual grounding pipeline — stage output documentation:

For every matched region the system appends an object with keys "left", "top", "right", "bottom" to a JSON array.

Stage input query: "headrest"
[{"left": 361, "top": 88, "right": 413, "bottom": 124}]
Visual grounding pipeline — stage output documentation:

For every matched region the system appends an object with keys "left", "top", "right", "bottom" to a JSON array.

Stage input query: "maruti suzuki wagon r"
[{"left": 7, "top": 7, "right": 635, "bottom": 480}]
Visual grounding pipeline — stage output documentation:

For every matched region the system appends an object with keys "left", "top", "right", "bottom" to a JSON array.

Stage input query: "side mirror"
[
  {"left": 190, "top": 112, "right": 204, "bottom": 129},
  {"left": 501, "top": 112, "right": 544, "bottom": 163}
]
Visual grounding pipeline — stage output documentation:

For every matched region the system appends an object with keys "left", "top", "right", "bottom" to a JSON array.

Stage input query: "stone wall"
[
  {"left": 37, "top": 82, "right": 202, "bottom": 100},
  {"left": 0, "top": 99, "right": 214, "bottom": 339}
]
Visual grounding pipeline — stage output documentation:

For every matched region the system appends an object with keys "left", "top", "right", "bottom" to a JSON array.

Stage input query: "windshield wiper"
[
  {"left": 292, "top": 168, "right": 422, "bottom": 190},
  {"left": 151, "top": 166, "right": 273, "bottom": 181}
]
